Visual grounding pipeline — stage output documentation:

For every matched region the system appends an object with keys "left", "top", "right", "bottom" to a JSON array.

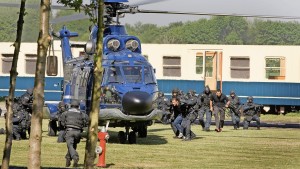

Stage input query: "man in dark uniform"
[
  {"left": 61, "top": 99, "right": 89, "bottom": 167},
  {"left": 197, "top": 85, "right": 212, "bottom": 131},
  {"left": 12, "top": 103, "right": 24, "bottom": 140},
  {"left": 227, "top": 90, "right": 241, "bottom": 130},
  {"left": 181, "top": 90, "right": 197, "bottom": 141},
  {"left": 210, "top": 89, "right": 229, "bottom": 132},
  {"left": 242, "top": 96, "right": 263, "bottom": 130}
]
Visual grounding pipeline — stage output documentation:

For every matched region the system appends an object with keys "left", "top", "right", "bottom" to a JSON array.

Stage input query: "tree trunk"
[
  {"left": 84, "top": 0, "right": 104, "bottom": 168},
  {"left": 1, "top": 1, "right": 26, "bottom": 168},
  {"left": 28, "top": 0, "right": 50, "bottom": 168}
]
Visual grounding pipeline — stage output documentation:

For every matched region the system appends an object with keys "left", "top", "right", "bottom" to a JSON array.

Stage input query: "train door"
[{"left": 204, "top": 51, "right": 223, "bottom": 91}]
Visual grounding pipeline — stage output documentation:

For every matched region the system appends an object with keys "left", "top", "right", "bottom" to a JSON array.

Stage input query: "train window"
[
  {"left": 25, "top": 54, "right": 37, "bottom": 75},
  {"left": 230, "top": 57, "right": 250, "bottom": 79},
  {"left": 1, "top": 54, "right": 13, "bottom": 74},
  {"left": 265, "top": 57, "right": 285, "bottom": 80},
  {"left": 46, "top": 55, "right": 58, "bottom": 76},
  {"left": 196, "top": 53, "right": 203, "bottom": 74},
  {"left": 163, "top": 56, "right": 181, "bottom": 77},
  {"left": 205, "top": 56, "right": 213, "bottom": 77}
]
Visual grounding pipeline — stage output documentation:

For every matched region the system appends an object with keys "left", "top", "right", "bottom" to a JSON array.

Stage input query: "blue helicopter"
[{"left": 46, "top": 0, "right": 164, "bottom": 144}]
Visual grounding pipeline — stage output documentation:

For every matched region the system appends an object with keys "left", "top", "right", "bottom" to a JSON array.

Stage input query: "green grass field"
[{"left": 0, "top": 115, "right": 299, "bottom": 169}]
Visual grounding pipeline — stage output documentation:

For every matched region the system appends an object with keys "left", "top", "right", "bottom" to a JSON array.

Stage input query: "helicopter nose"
[{"left": 122, "top": 91, "right": 153, "bottom": 115}]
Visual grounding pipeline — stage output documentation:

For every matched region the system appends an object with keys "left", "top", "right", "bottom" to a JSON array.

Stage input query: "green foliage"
[{"left": 1, "top": 0, "right": 300, "bottom": 44}]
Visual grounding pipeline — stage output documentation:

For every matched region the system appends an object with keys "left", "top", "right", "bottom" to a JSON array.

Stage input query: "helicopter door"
[
  {"left": 71, "top": 67, "right": 83, "bottom": 100},
  {"left": 204, "top": 51, "right": 222, "bottom": 91}
]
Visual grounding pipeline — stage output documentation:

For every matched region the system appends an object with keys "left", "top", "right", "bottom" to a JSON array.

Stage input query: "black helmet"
[
  {"left": 70, "top": 99, "right": 80, "bottom": 107},
  {"left": 204, "top": 85, "right": 210, "bottom": 94},
  {"left": 230, "top": 90, "right": 235, "bottom": 95},
  {"left": 172, "top": 88, "right": 179, "bottom": 94},
  {"left": 247, "top": 96, "right": 253, "bottom": 103},
  {"left": 26, "top": 88, "right": 34, "bottom": 95},
  {"left": 58, "top": 101, "right": 65, "bottom": 108}
]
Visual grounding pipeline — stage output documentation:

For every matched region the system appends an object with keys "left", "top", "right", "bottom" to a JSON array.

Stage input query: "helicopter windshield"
[
  {"left": 123, "top": 66, "right": 156, "bottom": 84},
  {"left": 123, "top": 66, "right": 142, "bottom": 83},
  {"left": 103, "top": 66, "right": 123, "bottom": 84}
]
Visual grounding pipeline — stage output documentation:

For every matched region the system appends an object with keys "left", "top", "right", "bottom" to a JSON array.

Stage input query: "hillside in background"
[{"left": 1, "top": 0, "right": 300, "bottom": 45}]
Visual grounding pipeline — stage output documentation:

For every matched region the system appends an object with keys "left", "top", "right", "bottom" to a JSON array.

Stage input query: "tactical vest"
[
  {"left": 200, "top": 93, "right": 211, "bottom": 107},
  {"left": 65, "top": 108, "right": 86, "bottom": 129}
]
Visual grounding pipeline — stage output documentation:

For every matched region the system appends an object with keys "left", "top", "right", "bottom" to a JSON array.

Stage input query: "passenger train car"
[{"left": 1, "top": 42, "right": 300, "bottom": 113}]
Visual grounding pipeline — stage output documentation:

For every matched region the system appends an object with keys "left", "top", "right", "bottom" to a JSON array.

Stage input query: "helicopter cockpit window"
[
  {"left": 103, "top": 66, "right": 123, "bottom": 84},
  {"left": 144, "top": 66, "right": 156, "bottom": 84},
  {"left": 123, "top": 66, "right": 142, "bottom": 83}
]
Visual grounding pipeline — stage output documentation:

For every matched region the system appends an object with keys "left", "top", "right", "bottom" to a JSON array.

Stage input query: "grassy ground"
[{"left": 0, "top": 117, "right": 299, "bottom": 169}]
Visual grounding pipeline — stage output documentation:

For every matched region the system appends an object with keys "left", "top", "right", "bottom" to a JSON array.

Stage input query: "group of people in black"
[
  {"left": 4, "top": 88, "right": 33, "bottom": 140},
  {"left": 156, "top": 86, "right": 263, "bottom": 141}
]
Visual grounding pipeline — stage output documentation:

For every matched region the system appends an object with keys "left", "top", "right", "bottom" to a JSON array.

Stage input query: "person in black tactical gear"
[
  {"left": 57, "top": 101, "right": 66, "bottom": 142},
  {"left": 227, "top": 90, "right": 242, "bottom": 130},
  {"left": 19, "top": 88, "right": 33, "bottom": 136},
  {"left": 242, "top": 96, "right": 263, "bottom": 130},
  {"left": 180, "top": 90, "right": 197, "bottom": 141},
  {"left": 61, "top": 99, "right": 89, "bottom": 167},
  {"left": 156, "top": 91, "right": 170, "bottom": 124},
  {"left": 12, "top": 103, "right": 24, "bottom": 140},
  {"left": 197, "top": 85, "right": 212, "bottom": 131},
  {"left": 210, "top": 89, "right": 229, "bottom": 132}
]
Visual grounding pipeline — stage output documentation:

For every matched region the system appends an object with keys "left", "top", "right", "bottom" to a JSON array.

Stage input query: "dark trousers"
[
  {"left": 198, "top": 107, "right": 212, "bottom": 129},
  {"left": 231, "top": 112, "right": 240, "bottom": 129},
  {"left": 213, "top": 106, "right": 225, "bottom": 129},
  {"left": 65, "top": 128, "right": 82, "bottom": 161},
  {"left": 181, "top": 115, "right": 196, "bottom": 139},
  {"left": 12, "top": 125, "right": 21, "bottom": 140},
  {"left": 243, "top": 115, "right": 260, "bottom": 129}
]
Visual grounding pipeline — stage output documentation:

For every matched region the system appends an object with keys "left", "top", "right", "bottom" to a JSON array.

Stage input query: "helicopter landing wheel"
[
  {"left": 138, "top": 126, "right": 147, "bottom": 138},
  {"left": 118, "top": 131, "right": 126, "bottom": 144},
  {"left": 128, "top": 131, "right": 136, "bottom": 144}
]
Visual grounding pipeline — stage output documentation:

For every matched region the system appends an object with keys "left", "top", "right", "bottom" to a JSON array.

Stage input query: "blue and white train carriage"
[
  {"left": 0, "top": 42, "right": 300, "bottom": 113},
  {"left": 142, "top": 44, "right": 300, "bottom": 113}
]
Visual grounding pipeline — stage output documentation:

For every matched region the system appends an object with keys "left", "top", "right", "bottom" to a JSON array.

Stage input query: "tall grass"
[{"left": 0, "top": 118, "right": 299, "bottom": 168}]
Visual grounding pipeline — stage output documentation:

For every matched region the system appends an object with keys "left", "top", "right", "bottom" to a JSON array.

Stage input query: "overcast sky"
[{"left": 119, "top": 0, "right": 300, "bottom": 26}]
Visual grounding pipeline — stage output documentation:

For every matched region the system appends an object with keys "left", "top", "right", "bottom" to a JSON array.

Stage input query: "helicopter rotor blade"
[
  {"left": 128, "top": 0, "right": 170, "bottom": 6},
  {"left": 134, "top": 9, "right": 300, "bottom": 20}
]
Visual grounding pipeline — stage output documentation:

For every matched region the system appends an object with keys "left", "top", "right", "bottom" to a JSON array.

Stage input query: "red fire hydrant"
[{"left": 96, "top": 127, "right": 109, "bottom": 167}]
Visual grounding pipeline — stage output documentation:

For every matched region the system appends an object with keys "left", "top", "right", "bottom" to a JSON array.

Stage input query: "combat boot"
[
  {"left": 65, "top": 158, "right": 71, "bottom": 167},
  {"left": 73, "top": 158, "right": 79, "bottom": 167},
  {"left": 182, "top": 137, "right": 191, "bottom": 141}
]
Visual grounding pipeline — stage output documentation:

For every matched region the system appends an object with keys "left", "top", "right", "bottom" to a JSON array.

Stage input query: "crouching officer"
[
  {"left": 61, "top": 99, "right": 89, "bottom": 167},
  {"left": 181, "top": 90, "right": 198, "bottom": 141},
  {"left": 242, "top": 96, "right": 263, "bottom": 130}
]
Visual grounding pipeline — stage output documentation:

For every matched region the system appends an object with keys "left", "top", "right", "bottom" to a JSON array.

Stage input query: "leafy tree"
[
  {"left": 1, "top": 0, "right": 27, "bottom": 168},
  {"left": 28, "top": 0, "right": 51, "bottom": 168}
]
